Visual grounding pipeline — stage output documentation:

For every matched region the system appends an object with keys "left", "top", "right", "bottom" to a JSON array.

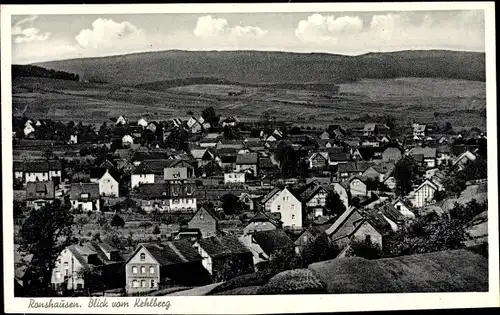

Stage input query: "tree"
[
  {"left": 152, "top": 225, "right": 161, "bottom": 235},
  {"left": 301, "top": 233, "right": 341, "bottom": 266},
  {"left": 442, "top": 171, "right": 467, "bottom": 198},
  {"left": 385, "top": 115, "right": 396, "bottom": 130},
  {"left": 220, "top": 193, "right": 243, "bottom": 215},
  {"left": 13, "top": 200, "right": 26, "bottom": 223},
  {"left": 274, "top": 141, "right": 298, "bottom": 178},
  {"left": 202, "top": 106, "right": 220, "bottom": 127},
  {"left": 75, "top": 215, "right": 90, "bottom": 234},
  {"left": 324, "top": 191, "right": 346, "bottom": 217},
  {"left": 394, "top": 156, "right": 421, "bottom": 197},
  {"left": 110, "top": 214, "right": 125, "bottom": 228},
  {"left": 443, "top": 121, "right": 453, "bottom": 134},
  {"left": 347, "top": 239, "right": 383, "bottom": 259},
  {"left": 96, "top": 215, "right": 109, "bottom": 228},
  {"left": 265, "top": 248, "right": 303, "bottom": 273},
  {"left": 76, "top": 266, "right": 104, "bottom": 296},
  {"left": 18, "top": 199, "right": 74, "bottom": 295},
  {"left": 462, "top": 157, "right": 488, "bottom": 181}
]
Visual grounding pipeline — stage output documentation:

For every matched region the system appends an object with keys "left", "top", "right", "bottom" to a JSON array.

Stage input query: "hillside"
[{"left": 34, "top": 50, "right": 485, "bottom": 86}]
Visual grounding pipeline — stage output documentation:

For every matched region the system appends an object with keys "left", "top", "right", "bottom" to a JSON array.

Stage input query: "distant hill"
[
  {"left": 33, "top": 50, "right": 485, "bottom": 86},
  {"left": 12, "top": 65, "right": 79, "bottom": 82}
]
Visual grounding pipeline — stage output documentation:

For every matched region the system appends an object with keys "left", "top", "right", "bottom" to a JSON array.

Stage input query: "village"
[{"left": 13, "top": 108, "right": 488, "bottom": 296}]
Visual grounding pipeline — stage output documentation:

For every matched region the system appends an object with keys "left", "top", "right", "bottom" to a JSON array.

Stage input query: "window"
[
  {"left": 141, "top": 266, "right": 146, "bottom": 274},
  {"left": 80, "top": 193, "right": 89, "bottom": 198},
  {"left": 132, "top": 266, "right": 138, "bottom": 274},
  {"left": 200, "top": 214, "right": 204, "bottom": 220},
  {"left": 132, "top": 280, "right": 139, "bottom": 288},
  {"left": 292, "top": 215, "right": 295, "bottom": 220},
  {"left": 77, "top": 283, "right": 83, "bottom": 290},
  {"left": 55, "top": 271, "right": 61, "bottom": 279},
  {"left": 149, "top": 266, "right": 155, "bottom": 274},
  {"left": 141, "top": 280, "right": 146, "bottom": 288},
  {"left": 277, "top": 205, "right": 281, "bottom": 211},
  {"left": 140, "top": 253, "right": 146, "bottom": 261},
  {"left": 365, "top": 235, "right": 371, "bottom": 243},
  {"left": 64, "top": 262, "right": 69, "bottom": 270},
  {"left": 151, "top": 279, "right": 156, "bottom": 288}
]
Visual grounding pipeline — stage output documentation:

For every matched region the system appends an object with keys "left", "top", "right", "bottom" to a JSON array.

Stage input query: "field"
[{"left": 12, "top": 76, "right": 486, "bottom": 130}]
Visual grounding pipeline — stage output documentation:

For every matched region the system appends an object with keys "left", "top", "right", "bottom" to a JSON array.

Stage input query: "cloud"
[
  {"left": 75, "top": 18, "right": 145, "bottom": 49},
  {"left": 12, "top": 15, "right": 51, "bottom": 43},
  {"left": 295, "top": 14, "right": 364, "bottom": 43},
  {"left": 193, "top": 15, "right": 267, "bottom": 38}
]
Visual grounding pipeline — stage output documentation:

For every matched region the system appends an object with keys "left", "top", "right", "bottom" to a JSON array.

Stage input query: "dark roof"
[
  {"left": 197, "top": 235, "right": 250, "bottom": 258},
  {"left": 306, "top": 224, "right": 331, "bottom": 237},
  {"left": 379, "top": 203, "right": 405, "bottom": 223},
  {"left": 252, "top": 229, "right": 295, "bottom": 256},
  {"left": 23, "top": 160, "right": 62, "bottom": 172},
  {"left": 190, "top": 206, "right": 219, "bottom": 222},
  {"left": 329, "top": 151, "right": 351, "bottom": 162},
  {"left": 132, "top": 159, "right": 185, "bottom": 175},
  {"left": 248, "top": 212, "right": 279, "bottom": 226},
  {"left": 133, "top": 183, "right": 170, "bottom": 199},
  {"left": 236, "top": 153, "right": 258, "bottom": 165},
  {"left": 325, "top": 207, "right": 365, "bottom": 241},
  {"left": 338, "top": 161, "right": 374, "bottom": 174},
  {"left": 13, "top": 161, "right": 24, "bottom": 171},
  {"left": 142, "top": 240, "right": 202, "bottom": 266},
  {"left": 26, "top": 181, "right": 55, "bottom": 200},
  {"left": 362, "top": 209, "right": 394, "bottom": 235},
  {"left": 261, "top": 187, "right": 281, "bottom": 204},
  {"left": 69, "top": 183, "right": 100, "bottom": 200}
]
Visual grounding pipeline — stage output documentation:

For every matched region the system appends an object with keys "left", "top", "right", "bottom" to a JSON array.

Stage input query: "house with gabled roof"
[
  {"left": 137, "top": 117, "right": 148, "bottom": 128},
  {"left": 70, "top": 183, "right": 101, "bottom": 211},
  {"left": 382, "top": 147, "right": 402, "bottom": 162},
  {"left": 413, "top": 123, "right": 427, "bottom": 137},
  {"left": 319, "top": 131, "right": 330, "bottom": 140},
  {"left": 408, "top": 147, "right": 437, "bottom": 168},
  {"left": 294, "top": 224, "right": 331, "bottom": 254},
  {"left": 23, "top": 160, "right": 62, "bottom": 184},
  {"left": 90, "top": 168, "right": 120, "bottom": 197},
  {"left": 238, "top": 229, "right": 295, "bottom": 269},
  {"left": 131, "top": 159, "right": 177, "bottom": 189},
  {"left": 51, "top": 241, "right": 125, "bottom": 292},
  {"left": 243, "top": 212, "right": 279, "bottom": 235},
  {"left": 337, "top": 161, "right": 374, "bottom": 180},
  {"left": 193, "top": 235, "right": 254, "bottom": 281},
  {"left": 125, "top": 241, "right": 208, "bottom": 294},
  {"left": 235, "top": 152, "right": 258, "bottom": 175},
  {"left": 221, "top": 116, "right": 240, "bottom": 127},
  {"left": 452, "top": 150, "right": 476, "bottom": 171},
  {"left": 298, "top": 182, "right": 329, "bottom": 218},
  {"left": 190, "top": 148, "right": 216, "bottom": 167},
  {"left": 260, "top": 187, "right": 281, "bottom": 212},
  {"left": 187, "top": 206, "right": 219, "bottom": 238},
  {"left": 270, "top": 187, "right": 302, "bottom": 229},
  {"left": 409, "top": 179, "right": 441, "bottom": 208},
  {"left": 26, "top": 181, "right": 55, "bottom": 210},
  {"left": 349, "top": 176, "right": 368, "bottom": 197},
  {"left": 115, "top": 115, "right": 127, "bottom": 126}
]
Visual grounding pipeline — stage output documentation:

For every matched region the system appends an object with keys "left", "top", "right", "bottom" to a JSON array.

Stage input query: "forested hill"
[
  {"left": 33, "top": 49, "right": 485, "bottom": 85},
  {"left": 12, "top": 65, "right": 80, "bottom": 81}
]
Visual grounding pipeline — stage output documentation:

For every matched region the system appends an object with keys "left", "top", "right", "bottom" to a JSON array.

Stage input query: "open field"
[{"left": 12, "top": 76, "right": 486, "bottom": 130}]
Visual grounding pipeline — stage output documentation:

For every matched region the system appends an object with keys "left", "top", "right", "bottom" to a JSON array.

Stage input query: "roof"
[
  {"left": 325, "top": 207, "right": 364, "bottom": 240},
  {"left": 378, "top": 203, "right": 405, "bottom": 223},
  {"left": 190, "top": 149, "right": 209, "bottom": 159},
  {"left": 364, "top": 123, "right": 376, "bottom": 132},
  {"left": 23, "top": 160, "right": 62, "bottom": 172},
  {"left": 382, "top": 147, "right": 402, "bottom": 156},
  {"left": 338, "top": 161, "right": 374, "bottom": 174},
  {"left": 190, "top": 206, "right": 219, "bottom": 222},
  {"left": 69, "top": 183, "right": 100, "bottom": 200},
  {"left": 26, "top": 181, "right": 55, "bottom": 200},
  {"left": 132, "top": 159, "right": 179, "bottom": 175},
  {"left": 299, "top": 182, "right": 328, "bottom": 203},
  {"left": 412, "top": 124, "right": 427, "bottom": 132},
  {"left": 141, "top": 240, "right": 202, "bottom": 266},
  {"left": 248, "top": 212, "right": 279, "bottom": 226},
  {"left": 261, "top": 187, "right": 281, "bottom": 204},
  {"left": 236, "top": 153, "right": 258, "bottom": 165},
  {"left": 90, "top": 167, "right": 119, "bottom": 181},
  {"left": 133, "top": 183, "right": 170, "bottom": 199},
  {"left": 252, "top": 229, "right": 295, "bottom": 256},
  {"left": 258, "top": 157, "right": 275, "bottom": 169},
  {"left": 196, "top": 235, "right": 250, "bottom": 258},
  {"left": 408, "top": 147, "right": 437, "bottom": 159},
  {"left": 305, "top": 224, "right": 331, "bottom": 237}
]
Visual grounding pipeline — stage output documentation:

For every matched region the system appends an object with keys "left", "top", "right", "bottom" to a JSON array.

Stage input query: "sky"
[{"left": 11, "top": 10, "right": 485, "bottom": 64}]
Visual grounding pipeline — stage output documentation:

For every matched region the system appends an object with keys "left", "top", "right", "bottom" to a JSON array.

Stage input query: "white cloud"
[
  {"left": 75, "top": 18, "right": 145, "bottom": 49},
  {"left": 12, "top": 15, "right": 51, "bottom": 43},
  {"left": 295, "top": 14, "right": 364, "bottom": 43},
  {"left": 193, "top": 15, "right": 267, "bottom": 39}
]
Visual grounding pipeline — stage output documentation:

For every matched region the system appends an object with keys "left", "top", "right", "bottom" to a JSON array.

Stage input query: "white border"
[{"left": 2, "top": 2, "right": 498, "bottom": 314}]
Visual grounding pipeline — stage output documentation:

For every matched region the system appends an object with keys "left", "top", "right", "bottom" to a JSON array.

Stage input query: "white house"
[
  {"left": 224, "top": 172, "right": 246, "bottom": 185},
  {"left": 137, "top": 118, "right": 148, "bottom": 128},
  {"left": 24, "top": 124, "right": 35, "bottom": 137},
  {"left": 187, "top": 117, "right": 199, "bottom": 128},
  {"left": 90, "top": 168, "right": 119, "bottom": 197},
  {"left": 270, "top": 188, "right": 302, "bottom": 229},
  {"left": 331, "top": 182, "right": 349, "bottom": 210},
  {"left": 392, "top": 199, "right": 415, "bottom": 220},
  {"left": 115, "top": 115, "right": 127, "bottom": 125},
  {"left": 409, "top": 179, "right": 440, "bottom": 208},
  {"left": 69, "top": 183, "right": 101, "bottom": 211},
  {"left": 452, "top": 150, "right": 476, "bottom": 170},
  {"left": 24, "top": 160, "right": 62, "bottom": 183},
  {"left": 69, "top": 134, "right": 78, "bottom": 144},
  {"left": 122, "top": 134, "right": 134, "bottom": 146},
  {"left": 189, "top": 122, "right": 202, "bottom": 134}
]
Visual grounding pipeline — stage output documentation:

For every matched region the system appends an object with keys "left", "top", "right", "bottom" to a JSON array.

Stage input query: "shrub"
[
  {"left": 110, "top": 214, "right": 125, "bottom": 228},
  {"left": 152, "top": 225, "right": 161, "bottom": 235},
  {"left": 256, "top": 269, "right": 327, "bottom": 295}
]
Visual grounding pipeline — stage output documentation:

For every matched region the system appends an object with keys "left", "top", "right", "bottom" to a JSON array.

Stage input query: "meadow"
[{"left": 12, "top": 76, "right": 486, "bottom": 131}]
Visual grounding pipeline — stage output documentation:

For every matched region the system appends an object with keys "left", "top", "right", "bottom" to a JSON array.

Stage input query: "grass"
[
  {"left": 308, "top": 249, "right": 488, "bottom": 293},
  {"left": 12, "top": 76, "right": 486, "bottom": 130}
]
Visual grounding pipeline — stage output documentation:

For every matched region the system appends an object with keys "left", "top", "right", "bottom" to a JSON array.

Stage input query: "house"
[
  {"left": 436, "top": 145, "right": 452, "bottom": 166},
  {"left": 187, "top": 117, "right": 199, "bottom": 128},
  {"left": 187, "top": 206, "right": 219, "bottom": 238},
  {"left": 319, "top": 131, "right": 330, "bottom": 140},
  {"left": 224, "top": 172, "right": 245, "bottom": 185},
  {"left": 413, "top": 124, "right": 427, "bottom": 137},
  {"left": 131, "top": 159, "right": 191, "bottom": 189},
  {"left": 294, "top": 224, "right": 331, "bottom": 254},
  {"left": 69, "top": 183, "right": 101, "bottom": 211},
  {"left": 260, "top": 187, "right": 281, "bottom": 212},
  {"left": 13, "top": 161, "right": 24, "bottom": 181},
  {"left": 146, "top": 122, "right": 158, "bottom": 133},
  {"left": 308, "top": 152, "right": 329, "bottom": 169},
  {"left": 235, "top": 153, "right": 258, "bottom": 175},
  {"left": 270, "top": 188, "right": 302, "bottom": 229},
  {"left": 189, "top": 121, "right": 203, "bottom": 134},
  {"left": 363, "top": 123, "right": 377, "bottom": 136},
  {"left": 238, "top": 229, "right": 295, "bottom": 269},
  {"left": 221, "top": 116, "right": 240, "bottom": 127},
  {"left": 122, "top": 134, "right": 134, "bottom": 147},
  {"left": 190, "top": 148, "right": 216, "bottom": 167},
  {"left": 137, "top": 117, "right": 148, "bottom": 128},
  {"left": 328, "top": 150, "right": 351, "bottom": 166},
  {"left": 24, "top": 124, "right": 35, "bottom": 137},
  {"left": 239, "top": 193, "right": 255, "bottom": 211},
  {"left": 299, "top": 182, "right": 329, "bottom": 218},
  {"left": 349, "top": 176, "right": 368, "bottom": 197},
  {"left": 125, "top": 241, "right": 208, "bottom": 294},
  {"left": 193, "top": 235, "right": 254, "bottom": 281},
  {"left": 243, "top": 212, "right": 279, "bottom": 235},
  {"left": 26, "top": 181, "right": 55, "bottom": 210},
  {"left": 167, "top": 179, "right": 197, "bottom": 212},
  {"left": 337, "top": 161, "right": 374, "bottom": 180},
  {"left": 69, "top": 134, "right": 78, "bottom": 144},
  {"left": 325, "top": 207, "right": 385, "bottom": 256},
  {"left": 115, "top": 115, "right": 127, "bottom": 125},
  {"left": 132, "top": 183, "right": 170, "bottom": 212},
  {"left": 409, "top": 179, "right": 441, "bottom": 208},
  {"left": 362, "top": 162, "right": 396, "bottom": 184},
  {"left": 90, "top": 168, "right": 120, "bottom": 197},
  {"left": 408, "top": 147, "right": 437, "bottom": 168},
  {"left": 51, "top": 242, "right": 125, "bottom": 292},
  {"left": 23, "top": 160, "right": 62, "bottom": 184},
  {"left": 382, "top": 147, "right": 402, "bottom": 162},
  {"left": 452, "top": 150, "right": 476, "bottom": 170},
  {"left": 331, "top": 182, "right": 350, "bottom": 210},
  {"left": 392, "top": 199, "right": 416, "bottom": 220}
]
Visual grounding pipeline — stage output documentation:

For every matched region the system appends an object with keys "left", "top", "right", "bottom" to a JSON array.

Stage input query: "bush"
[
  {"left": 110, "top": 214, "right": 125, "bottom": 228},
  {"left": 152, "top": 225, "right": 161, "bottom": 235},
  {"left": 256, "top": 269, "right": 327, "bottom": 295}
]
